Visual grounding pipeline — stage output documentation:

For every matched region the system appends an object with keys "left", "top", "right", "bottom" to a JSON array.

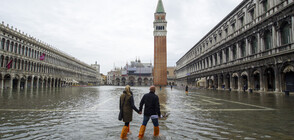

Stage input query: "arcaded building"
[{"left": 176, "top": 0, "right": 294, "bottom": 92}]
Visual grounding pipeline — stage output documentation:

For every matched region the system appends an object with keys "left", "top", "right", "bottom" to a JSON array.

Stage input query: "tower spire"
[{"left": 156, "top": 0, "right": 165, "bottom": 13}]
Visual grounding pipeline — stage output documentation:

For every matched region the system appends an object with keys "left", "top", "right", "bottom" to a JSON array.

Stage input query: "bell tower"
[{"left": 153, "top": 0, "right": 167, "bottom": 86}]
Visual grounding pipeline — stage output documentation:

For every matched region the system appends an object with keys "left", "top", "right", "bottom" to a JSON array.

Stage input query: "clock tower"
[{"left": 153, "top": 0, "right": 167, "bottom": 86}]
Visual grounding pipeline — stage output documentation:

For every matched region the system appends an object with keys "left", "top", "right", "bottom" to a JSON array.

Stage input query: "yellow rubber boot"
[
  {"left": 120, "top": 126, "right": 128, "bottom": 139},
  {"left": 154, "top": 126, "right": 160, "bottom": 136},
  {"left": 138, "top": 125, "right": 146, "bottom": 138}
]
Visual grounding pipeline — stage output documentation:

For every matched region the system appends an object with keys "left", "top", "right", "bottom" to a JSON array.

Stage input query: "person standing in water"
[
  {"left": 185, "top": 85, "right": 188, "bottom": 94},
  {"left": 119, "top": 85, "right": 141, "bottom": 139},
  {"left": 138, "top": 86, "right": 161, "bottom": 138}
]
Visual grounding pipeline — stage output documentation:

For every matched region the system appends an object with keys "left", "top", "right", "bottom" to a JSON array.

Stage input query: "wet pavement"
[{"left": 0, "top": 86, "right": 294, "bottom": 139}]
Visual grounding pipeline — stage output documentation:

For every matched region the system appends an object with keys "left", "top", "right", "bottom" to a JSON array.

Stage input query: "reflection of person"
[
  {"left": 138, "top": 86, "right": 161, "bottom": 138},
  {"left": 119, "top": 85, "right": 141, "bottom": 139}
]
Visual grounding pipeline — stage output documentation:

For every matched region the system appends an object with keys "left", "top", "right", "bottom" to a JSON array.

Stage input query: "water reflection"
[{"left": 0, "top": 86, "right": 293, "bottom": 139}]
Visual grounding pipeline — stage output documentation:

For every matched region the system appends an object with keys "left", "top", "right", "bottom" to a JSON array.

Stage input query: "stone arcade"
[{"left": 176, "top": 0, "right": 294, "bottom": 92}]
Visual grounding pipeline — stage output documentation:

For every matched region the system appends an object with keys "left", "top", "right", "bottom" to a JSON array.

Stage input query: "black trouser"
[{"left": 125, "top": 122, "right": 129, "bottom": 126}]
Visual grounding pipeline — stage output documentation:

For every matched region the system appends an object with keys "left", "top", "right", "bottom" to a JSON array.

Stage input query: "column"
[
  {"left": 230, "top": 73, "right": 233, "bottom": 90},
  {"left": 274, "top": 65, "right": 280, "bottom": 92},
  {"left": 245, "top": 38, "right": 249, "bottom": 56},
  {"left": 272, "top": 25, "right": 277, "bottom": 49},
  {"left": 25, "top": 79, "right": 28, "bottom": 89},
  {"left": 247, "top": 71, "right": 252, "bottom": 91},
  {"left": 257, "top": 33, "right": 261, "bottom": 54},
  {"left": 218, "top": 74, "right": 222, "bottom": 90},
  {"left": 9, "top": 77, "right": 13, "bottom": 89},
  {"left": 36, "top": 77, "right": 39, "bottom": 89},
  {"left": 0, "top": 77, "right": 3, "bottom": 89},
  {"left": 212, "top": 55, "right": 215, "bottom": 66},
  {"left": 259, "top": 68, "right": 264, "bottom": 91},
  {"left": 260, "top": 31, "right": 265, "bottom": 52},
  {"left": 222, "top": 50, "right": 226, "bottom": 63},
  {"left": 30, "top": 76, "right": 34, "bottom": 89},
  {"left": 229, "top": 46, "right": 233, "bottom": 61},
  {"left": 217, "top": 53, "right": 220, "bottom": 65},
  {"left": 238, "top": 72, "right": 242, "bottom": 91},
  {"left": 17, "top": 79, "right": 21, "bottom": 89},
  {"left": 236, "top": 43, "right": 240, "bottom": 59},
  {"left": 53, "top": 79, "right": 56, "bottom": 88}
]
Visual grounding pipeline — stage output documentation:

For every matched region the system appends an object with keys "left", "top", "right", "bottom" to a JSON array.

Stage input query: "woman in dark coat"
[{"left": 119, "top": 85, "right": 141, "bottom": 139}]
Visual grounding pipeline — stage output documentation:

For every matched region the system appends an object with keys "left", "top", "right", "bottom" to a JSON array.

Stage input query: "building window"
[
  {"left": 225, "top": 28, "right": 228, "bottom": 36},
  {"left": 231, "top": 23, "right": 235, "bottom": 33},
  {"left": 263, "top": 0, "right": 268, "bottom": 13},
  {"left": 281, "top": 22, "right": 291, "bottom": 45},
  {"left": 240, "top": 17, "right": 244, "bottom": 27},
  {"left": 250, "top": 10, "right": 255, "bottom": 21},
  {"left": 219, "top": 52, "right": 223, "bottom": 64},
  {"left": 264, "top": 30, "right": 272, "bottom": 50},
  {"left": 233, "top": 46, "right": 237, "bottom": 59},
  {"left": 1, "top": 38, "right": 4, "bottom": 50},
  {"left": 226, "top": 48, "right": 229, "bottom": 62},
  {"left": 251, "top": 36, "right": 258, "bottom": 54},
  {"left": 241, "top": 42, "right": 246, "bottom": 57}
]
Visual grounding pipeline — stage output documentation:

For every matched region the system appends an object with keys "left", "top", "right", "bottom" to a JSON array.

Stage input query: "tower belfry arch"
[{"left": 153, "top": 0, "right": 167, "bottom": 86}]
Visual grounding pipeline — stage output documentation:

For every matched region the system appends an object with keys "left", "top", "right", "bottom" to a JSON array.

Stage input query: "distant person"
[
  {"left": 138, "top": 86, "right": 161, "bottom": 138},
  {"left": 185, "top": 85, "right": 188, "bottom": 93},
  {"left": 119, "top": 85, "right": 141, "bottom": 139},
  {"left": 160, "top": 85, "right": 162, "bottom": 90},
  {"left": 171, "top": 85, "right": 173, "bottom": 90}
]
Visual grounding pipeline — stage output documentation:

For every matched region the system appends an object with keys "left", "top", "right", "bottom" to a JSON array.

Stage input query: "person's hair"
[
  {"left": 150, "top": 85, "right": 156, "bottom": 92},
  {"left": 125, "top": 85, "right": 131, "bottom": 96}
]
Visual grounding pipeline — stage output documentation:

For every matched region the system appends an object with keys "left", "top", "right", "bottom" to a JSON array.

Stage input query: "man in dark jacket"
[{"left": 138, "top": 86, "right": 161, "bottom": 138}]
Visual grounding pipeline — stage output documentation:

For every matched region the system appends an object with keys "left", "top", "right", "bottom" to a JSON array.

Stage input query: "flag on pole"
[
  {"left": 40, "top": 53, "right": 45, "bottom": 61},
  {"left": 6, "top": 59, "right": 13, "bottom": 69}
]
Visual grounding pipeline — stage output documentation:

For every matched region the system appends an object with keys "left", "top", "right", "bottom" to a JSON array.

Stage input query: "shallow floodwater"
[{"left": 0, "top": 86, "right": 294, "bottom": 139}]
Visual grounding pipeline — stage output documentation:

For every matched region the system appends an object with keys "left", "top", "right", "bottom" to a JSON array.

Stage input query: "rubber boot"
[
  {"left": 127, "top": 124, "right": 131, "bottom": 134},
  {"left": 154, "top": 126, "right": 160, "bottom": 136},
  {"left": 138, "top": 125, "right": 146, "bottom": 138},
  {"left": 120, "top": 126, "right": 128, "bottom": 139}
]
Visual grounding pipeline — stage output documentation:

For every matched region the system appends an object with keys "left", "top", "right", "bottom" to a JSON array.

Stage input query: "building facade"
[
  {"left": 167, "top": 66, "right": 176, "bottom": 86},
  {"left": 176, "top": 0, "right": 294, "bottom": 92},
  {"left": 91, "top": 61, "right": 101, "bottom": 85},
  {"left": 154, "top": 0, "right": 168, "bottom": 86},
  {"left": 0, "top": 22, "right": 98, "bottom": 89},
  {"left": 107, "top": 59, "right": 153, "bottom": 86}
]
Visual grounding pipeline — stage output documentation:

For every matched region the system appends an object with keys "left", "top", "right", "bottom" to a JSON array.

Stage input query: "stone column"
[
  {"left": 260, "top": 31, "right": 265, "bottom": 53},
  {"left": 17, "top": 79, "right": 21, "bottom": 89},
  {"left": 272, "top": 25, "right": 277, "bottom": 49},
  {"left": 292, "top": 16, "right": 294, "bottom": 43},
  {"left": 257, "top": 33, "right": 261, "bottom": 54},
  {"left": 212, "top": 55, "right": 215, "bottom": 66},
  {"left": 274, "top": 65, "right": 280, "bottom": 92},
  {"left": 0, "top": 76, "right": 3, "bottom": 89},
  {"left": 259, "top": 68, "right": 264, "bottom": 91},
  {"left": 247, "top": 71, "right": 252, "bottom": 91},
  {"left": 236, "top": 43, "right": 240, "bottom": 59},
  {"left": 217, "top": 53, "right": 220, "bottom": 65},
  {"left": 30, "top": 76, "right": 34, "bottom": 89},
  {"left": 238, "top": 73, "right": 242, "bottom": 91},
  {"left": 229, "top": 46, "right": 233, "bottom": 61},
  {"left": 9, "top": 77, "right": 13, "bottom": 89},
  {"left": 218, "top": 74, "right": 222, "bottom": 90},
  {"left": 25, "top": 79, "right": 28, "bottom": 89},
  {"left": 36, "top": 77, "right": 39, "bottom": 89},
  {"left": 222, "top": 50, "right": 226, "bottom": 63}
]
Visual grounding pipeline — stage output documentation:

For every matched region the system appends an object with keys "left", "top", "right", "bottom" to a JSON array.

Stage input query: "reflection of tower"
[{"left": 154, "top": 0, "right": 167, "bottom": 86}]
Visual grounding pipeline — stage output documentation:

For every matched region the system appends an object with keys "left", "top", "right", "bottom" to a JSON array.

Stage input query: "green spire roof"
[{"left": 156, "top": 0, "right": 165, "bottom": 13}]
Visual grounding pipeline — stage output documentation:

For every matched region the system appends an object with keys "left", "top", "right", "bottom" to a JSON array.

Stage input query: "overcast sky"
[{"left": 0, "top": 0, "right": 242, "bottom": 74}]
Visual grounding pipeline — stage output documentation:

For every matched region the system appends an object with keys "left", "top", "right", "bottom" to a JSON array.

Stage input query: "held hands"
[{"left": 138, "top": 111, "right": 142, "bottom": 115}]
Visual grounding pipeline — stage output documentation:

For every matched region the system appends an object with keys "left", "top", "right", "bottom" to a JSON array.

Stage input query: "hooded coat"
[{"left": 120, "top": 85, "right": 140, "bottom": 122}]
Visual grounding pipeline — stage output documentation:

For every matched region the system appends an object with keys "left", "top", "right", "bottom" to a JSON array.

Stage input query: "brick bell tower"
[{"left": 153, "top": 0, "right": 167, "bottom": 86}]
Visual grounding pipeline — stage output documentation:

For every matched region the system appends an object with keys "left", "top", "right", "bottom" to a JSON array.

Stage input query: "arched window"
[
  {"left": 25, "top": 47, "right": 28, "bottom": 56},
  {"left": 225, "top": 48, "right": 229, "bottom": 62},
  {"left": 264, "top": 30, "right": 272, "bottom": 50},
  {"left": 251, "top": 36, "right": 258, "bottom": 54},
  {"left": 281, "top": 22, "right": 291, "bottom": 45}
]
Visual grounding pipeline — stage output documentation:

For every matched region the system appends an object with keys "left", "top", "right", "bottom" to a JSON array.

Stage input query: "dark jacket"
[
  {"left": 139, "top": 91, "right": 161, "bottom": 117},
  {"left": 120, "top": 91, "right": 139, "bottom": 122}
]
